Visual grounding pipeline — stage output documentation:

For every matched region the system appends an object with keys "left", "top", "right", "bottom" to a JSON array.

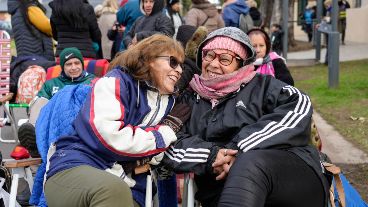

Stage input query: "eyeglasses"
[
  {"left": 202, "top": 50, "right": 242, "bottom": 66},
  {"left": 156, "top": 56, "right": 183, "bottom": 69}
]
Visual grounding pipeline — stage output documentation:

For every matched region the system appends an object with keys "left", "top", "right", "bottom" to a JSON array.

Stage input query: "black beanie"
[
  {"left": 167, "top": 0, "right": 180, "bottom": 6},
  {"left": 176, "top": 25, "right": 197, "bottom": 49}
]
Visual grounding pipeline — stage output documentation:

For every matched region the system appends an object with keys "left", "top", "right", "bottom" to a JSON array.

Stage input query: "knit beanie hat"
[
  {"left": 59, "top": 47, "right": 84, "bottom": 71},
  {"left": 202, "top": 36, "right": 247, "bottom": 60},
  {"left": 167, "top": 0, "right": 180, "bottom": 6},
  {"left": 176, "top": 25, "right": 197, "bottom": 48}
]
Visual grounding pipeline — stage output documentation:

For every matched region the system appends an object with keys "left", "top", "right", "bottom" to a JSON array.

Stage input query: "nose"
[
  {"left": 208, "top": 56, "right": 221, "bottom": 67},
  {"left": 176, "top": 64, "right": 183, "bottom": 75}
]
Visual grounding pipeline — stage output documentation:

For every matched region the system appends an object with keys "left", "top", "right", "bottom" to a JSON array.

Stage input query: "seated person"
[
  {"left": 247, "top": 28, "right": 294, "bottom": 86},
  {"left": 43, "top": 34, "right": 186, "bottom": 207},
  {"left": 161, "top": 27, "right": 329, "bottom": 207},
  {"left": 18, "top": 47, "right": 95, "bottom": 158}
]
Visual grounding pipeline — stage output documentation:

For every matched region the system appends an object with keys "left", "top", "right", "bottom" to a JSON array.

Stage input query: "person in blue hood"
[{"left": 222, "top": 0, "right": 250, "bottom": 27}]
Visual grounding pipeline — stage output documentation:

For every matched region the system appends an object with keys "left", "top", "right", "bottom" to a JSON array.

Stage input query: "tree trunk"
[
  {"left": 272, "top": 0, "right": 282, "bottom": 25},
  {"left": 287, "top": 0, "right": 297, "bottom": 47},
  {"left": 259, "top": 0, "right": 274, "bottom": 29}
]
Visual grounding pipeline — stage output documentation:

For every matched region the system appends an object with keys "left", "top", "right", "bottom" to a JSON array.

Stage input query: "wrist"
[{"left": 162, "top": 115, "right": 183, "bottom": 133}]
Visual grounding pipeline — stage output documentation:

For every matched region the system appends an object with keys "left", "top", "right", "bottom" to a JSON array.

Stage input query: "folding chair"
[
  {"left": 0, "top": 30, "right": 30, "bottom": 144},
  {"left": 0, "top": 30, "right": 18, "bottom": 143},
  {"left": 2, "top": 158, "right": 42, "bottom": 207},
  {"left": 182, "top": 173, "right": 195, "bottom": 207}
]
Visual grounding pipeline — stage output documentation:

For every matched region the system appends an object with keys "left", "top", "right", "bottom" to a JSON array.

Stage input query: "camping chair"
[
  {"left": 45, "top": 59, "right": 110, "bottom": 80},
  {"left": 0, "top": 30, "right": 29, "bottom": 144}
]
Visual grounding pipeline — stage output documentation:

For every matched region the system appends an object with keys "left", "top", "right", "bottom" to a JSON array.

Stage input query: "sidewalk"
[
  {"left": 313, "top": 112, "right": 368, "bottom": 164},
  {"left": 288, "top": 37, "right": 368, "bottom": 63}
]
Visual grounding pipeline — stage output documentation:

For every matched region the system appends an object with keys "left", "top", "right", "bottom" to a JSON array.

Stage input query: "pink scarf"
[
  {"left": 189, "top": 65, "right": 257, "bottom": 108},
  {"left": 256, "top": 52, "right": 285, "bottom": 76}
]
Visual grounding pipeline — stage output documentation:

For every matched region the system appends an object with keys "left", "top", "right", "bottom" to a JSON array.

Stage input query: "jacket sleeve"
[
  {"left": 161, "top": 123, "right": 220, "bottom": 175},
  {"left": 27, "top": 6, "right": 53, "bottom": 37},
  {"left": 135, "top": 15, "right": 174, "bottom": 41},
  {"left": 75, "top": 75, "right": 177, "bottom": 160},
  {"left": 117, "top": 6, "right": 129, "bottom": 26},
  {"left": 36, "top": 82, "right": 52, "bottom": 100},
  {"left": 273, "top": 59, "right": 294, "bottom": 86},
  {"left": 161, "top": 93, "right": 220, "bottom": 175},
  {"left": 226, "top": 81, "right": 312, "bottom": 153},
  {"left": 123, "top": 18, "right": 139, "bottom": 47}
]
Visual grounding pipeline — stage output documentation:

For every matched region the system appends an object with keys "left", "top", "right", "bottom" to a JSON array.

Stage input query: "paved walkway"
[
  {"left": 313, "top": 112, "right": 368, "bottom": 164},
  {"left": 288, "top": 37, "right": 368, "bottom": 63}
]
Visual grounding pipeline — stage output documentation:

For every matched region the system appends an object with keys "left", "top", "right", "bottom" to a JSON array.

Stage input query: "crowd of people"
[{"left": 2, "top": 0, "right": 349, "bottom": 206}]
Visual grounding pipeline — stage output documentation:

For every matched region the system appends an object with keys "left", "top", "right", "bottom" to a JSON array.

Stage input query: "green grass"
[{"left": 290, "top": 59, "right": 368, "bottom": 153}]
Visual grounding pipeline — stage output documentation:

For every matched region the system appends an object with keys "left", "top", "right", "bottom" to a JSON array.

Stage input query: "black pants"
[{"left": 218, "top": 149, "right": 325, "bottom": 207}]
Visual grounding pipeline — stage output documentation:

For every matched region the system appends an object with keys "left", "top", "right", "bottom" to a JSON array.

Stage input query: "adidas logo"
[{"left": 236, "top": 100, "right": 246, "bottom": 109}]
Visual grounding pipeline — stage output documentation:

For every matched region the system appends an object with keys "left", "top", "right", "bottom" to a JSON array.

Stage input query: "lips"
[
  {"left": 168, "top": 74, "right": 180, "bottom": 82},
  {"left": 207, "top": 70, "right": 221, "bottom": 78}
]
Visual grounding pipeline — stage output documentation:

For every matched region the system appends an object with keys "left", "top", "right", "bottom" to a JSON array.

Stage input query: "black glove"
[{"left": 162, "top": 103, "right": 191, "bottom": 133}]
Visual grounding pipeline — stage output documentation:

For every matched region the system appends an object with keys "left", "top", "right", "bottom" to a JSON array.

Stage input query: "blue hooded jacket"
[{"left": 222, "top": 0, "right": 250, "bottom": 27}]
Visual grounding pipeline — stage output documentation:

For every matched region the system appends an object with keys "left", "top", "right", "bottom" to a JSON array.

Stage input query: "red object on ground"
[{"left": 10, "top": 145, "right": 30, "bottom": 160}]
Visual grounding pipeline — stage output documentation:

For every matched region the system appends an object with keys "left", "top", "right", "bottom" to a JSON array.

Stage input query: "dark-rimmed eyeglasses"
[
  {"left": 157, "top": 56, "right": 183, "bottom": 69},
  {"left": 202, "top": 50, "right": 242, "bottom": 66}
]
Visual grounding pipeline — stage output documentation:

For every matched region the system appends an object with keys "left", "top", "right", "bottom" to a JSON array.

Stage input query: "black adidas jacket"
[{"left": 161, "top": 74, "right": 329, "bottom": 204}]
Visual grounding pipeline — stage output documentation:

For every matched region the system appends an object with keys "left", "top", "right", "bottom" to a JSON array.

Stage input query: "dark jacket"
[
  {"left": 176, "top": 57, "right": 201, "bottom": 93},
  {"left": 107, "top": 29, "right": 123, "bottom": 60},
  {"left": 162, "top": 74, "right": 328, "bottom": 205},
  {"left": 270, "top": 30, "right": 283, "bottom": 55},
  {"left": 8, "top": 1, "right": 54, "bottom": 61},
  {"left": 123, "top": 0, "right": 174, "bottom": 47},
  {"left": 49, "top": 1, "right": 101, "bottom": 58},
  {"left": 248, "top": 7, "right": 262, "bottom": 27}
]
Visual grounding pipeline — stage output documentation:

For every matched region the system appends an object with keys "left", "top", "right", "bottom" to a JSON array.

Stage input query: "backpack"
[
  {"left": 238, "top": 13, "right": 254, "bottom": 33},
  {"left": 16, "top": 65, "right": 46, "bottom": 104},
  {"left": 324, "top": 162, "right": 368, "bottom": 207}
]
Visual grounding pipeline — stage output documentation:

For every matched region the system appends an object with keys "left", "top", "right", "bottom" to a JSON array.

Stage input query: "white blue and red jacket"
[{"left": 45, "top": 68, "right": 177, "bottom": 206}]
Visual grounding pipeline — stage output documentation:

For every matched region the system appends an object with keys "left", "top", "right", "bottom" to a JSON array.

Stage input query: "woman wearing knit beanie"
[
  {"left": 161, "top": 27, "right": 329, "bottom": 207},
  {"left": 164, "top": 0, "right": 183, "bottom": 38}
]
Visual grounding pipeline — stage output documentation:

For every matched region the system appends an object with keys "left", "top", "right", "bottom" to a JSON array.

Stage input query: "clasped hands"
[{"left": 212, "top": 148, "right": 238, "bottom": 180}]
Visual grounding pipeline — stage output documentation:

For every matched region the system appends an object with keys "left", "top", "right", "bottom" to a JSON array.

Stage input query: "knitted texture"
[
  {"left": 189, "top": 65, "right": 256, "bottom": 108},
  {"left": 59, "top": 47, "right": 84, "bottom": 70},
  {"left": 202, "top": 36, "right": 247, "bottom": 60}
]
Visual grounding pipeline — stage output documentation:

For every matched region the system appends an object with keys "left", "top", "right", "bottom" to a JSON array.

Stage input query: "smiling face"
[
  {"left": 143, "top": 0, "right": 154, "bottom": 15},
  {"left": 149, "top": 53, "right": 183, "bottom": 94},
  {"left": 249, "top": 33, "right": 267, "bottom": 59},
  {"left": 201, "top": 49, "right": 240, "bottom": 78},
  {"left": 63, "top": 58, "right": 83, "bottom": 78}
]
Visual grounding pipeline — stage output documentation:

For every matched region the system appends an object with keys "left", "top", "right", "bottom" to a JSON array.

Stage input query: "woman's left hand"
[{"left": 212, "top": 149, "right": 238, "bottom": 180}]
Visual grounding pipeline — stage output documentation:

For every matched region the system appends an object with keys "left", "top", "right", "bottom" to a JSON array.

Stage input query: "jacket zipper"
[{"left": 146, "top": 92, "right": 161, "bottom": 127}]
